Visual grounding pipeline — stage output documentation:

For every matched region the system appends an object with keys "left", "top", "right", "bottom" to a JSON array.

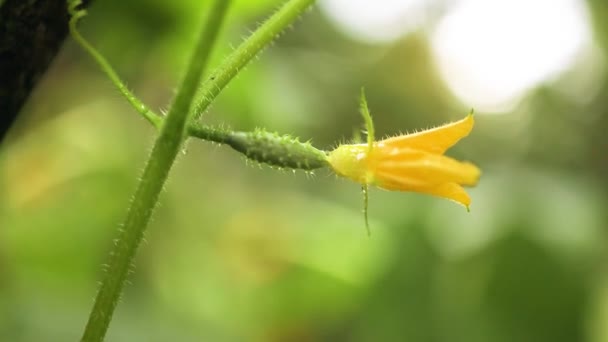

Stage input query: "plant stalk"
[
  {"left": 190, "top": 0, "right": 316, "bottom": 121},
  {"left": 80, "top": 0, "right": 317, "bottom": 340},
  {"left": 80, "top": 0, "right": 232, "bottom": 340}
]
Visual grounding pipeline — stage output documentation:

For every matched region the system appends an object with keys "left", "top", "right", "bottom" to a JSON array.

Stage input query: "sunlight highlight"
[
  {"left": 319, "top": 0, "right": 427, "bottom": 43},
  {"left": 431, "top": 0, "right": 593, "bottom": 113}
]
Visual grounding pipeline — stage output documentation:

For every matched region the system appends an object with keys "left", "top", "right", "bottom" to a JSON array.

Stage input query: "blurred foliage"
[{"left": 1, "top": 0, "right": 608, "bottom": 341}]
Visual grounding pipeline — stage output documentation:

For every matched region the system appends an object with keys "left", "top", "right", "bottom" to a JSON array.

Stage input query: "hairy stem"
[
  {"left": 80, "top": 0, "right": 232, "bottom": 340},
  {"left": 190, "top": 0, "right": 316, "bottom": 121},
  {"left": 80, "top": 0, "right": 318, "bottom": 339},
  {"left": 68, "top": 0, "right": 163, "bottom": 128}
]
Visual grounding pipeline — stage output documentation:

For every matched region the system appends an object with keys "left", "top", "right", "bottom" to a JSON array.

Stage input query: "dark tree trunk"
[{"left": 0, "top": 0, "right": 90, "bottom": 142}]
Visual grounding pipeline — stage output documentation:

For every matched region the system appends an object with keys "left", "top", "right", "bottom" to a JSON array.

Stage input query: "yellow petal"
[
  {"left": 418, "top": 183, "right": 472, "bottom": 207},
  {"left": 374, "top": 148, "right": 481, "bottom": 187},
  {"left": 381, "top": 114, "right": 474, "bottom": 154},
  {"left": 375, "top": 177, "right": 472, "bottom": 207}
]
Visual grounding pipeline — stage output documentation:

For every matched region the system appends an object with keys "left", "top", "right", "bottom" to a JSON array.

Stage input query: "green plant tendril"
[{"left": 67, "top": 0, "right": 163, "bottom": 129}]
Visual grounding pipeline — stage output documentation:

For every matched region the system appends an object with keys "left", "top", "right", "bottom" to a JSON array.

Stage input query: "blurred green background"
[{"left": 1, "top": 0, "right": 608, "bottom": 341}]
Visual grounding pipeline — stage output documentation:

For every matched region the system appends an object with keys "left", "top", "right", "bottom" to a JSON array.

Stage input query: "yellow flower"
[{"left": 327, "top": 114, "right": 481, "bottom": 208}]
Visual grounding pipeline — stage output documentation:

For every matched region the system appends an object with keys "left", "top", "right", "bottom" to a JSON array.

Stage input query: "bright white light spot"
[
  {"left": 431, "top": 0, "right": 592, "bottom": 113},
  {"left": 319, "top": 0, "right": 427, "bottom": 43}
]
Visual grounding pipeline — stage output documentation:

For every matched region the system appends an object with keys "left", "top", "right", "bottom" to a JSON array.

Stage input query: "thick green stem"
[
  {"left": 79, "top": 0, "right": 317, "bottom": 339},
  {"left": 190, "top": 0, "right": 316, "bottom": 121},
  {"left": 80, "top": 0, "right": 232, "bottom": 340}
]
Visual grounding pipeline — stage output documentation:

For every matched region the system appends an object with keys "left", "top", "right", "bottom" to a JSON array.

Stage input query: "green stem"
[
  {"left": 80, "top": 0, "right": 317, "bottom": 339},
  {"left": 68, "top": 1, "right": 163, "bottom": 129},
  {"left": 188, "top": 123, "right": 231, "bottom": 144},
  {"left": 80, "top": 0, "right": 232, "bottom": 340},
  {"left": 190, "top": 0, "right": 316, "bottom": 121}
]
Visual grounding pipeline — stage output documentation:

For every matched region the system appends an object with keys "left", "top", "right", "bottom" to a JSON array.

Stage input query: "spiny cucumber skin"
[{"left": 226, "top": 130, "right": 328, "bottom": 170}]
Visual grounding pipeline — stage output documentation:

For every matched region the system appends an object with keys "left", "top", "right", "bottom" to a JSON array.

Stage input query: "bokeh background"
[{"left": 1, "top": 0, "right": 608, "bottom": 341}]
